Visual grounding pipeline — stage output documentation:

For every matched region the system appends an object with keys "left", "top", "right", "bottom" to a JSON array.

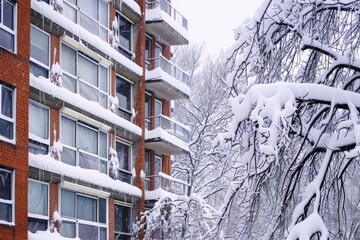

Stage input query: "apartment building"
[{"left": 0, "top": 0, "right": 190, "bottom": 239}]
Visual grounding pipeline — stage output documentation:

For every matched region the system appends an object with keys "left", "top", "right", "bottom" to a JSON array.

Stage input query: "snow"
[
  {"left": 52, "top": 210, "right": 62, "bottom": 223},
  {"left": 145, "top": 188, "right": 178, "bottom": 200},
  {"left": 29, "top": 153, "right": 142, "bottom": 197},
  {"left": 146, "top": 67, "right": 191, "bottom": 97},
  {"left": 30, "top": 73, "right": 142, "bottom": 137},
  {"left": 146, "top": 6, "right": 189, "bottom": 42},
  {"left": 145, "top": 127, "right": 189, "bottom": 152},
  {"left": 28, "top": 229, "right": 80, "bottom": 240},
  {"left": 159, "top": 172, "right": 189, "bottom": 186},
  {"left": 31, "top": 0, "right": 142, "bottom": 76},
  {"left": 122, "top": 0, "right": 141, "bottom": 16}
]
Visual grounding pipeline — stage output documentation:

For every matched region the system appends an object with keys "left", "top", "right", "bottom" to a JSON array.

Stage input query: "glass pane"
[
  {"left": 99, "top": 160, "right": 107, "bottom": 174},
  {"left": 145, "top": 94, "right": 151, "bottom": 118},
  {"left": 0, "top": 203, "right": 12, "bottom": 222},
  {"left": 61, "top": 189, "right": 75, "bottom": 218},
  {"left": 0, "top": 169, "right": 12, "bottom": 200},
  {"left": 145, "top": 38, "right": 152, "bottom": 60},
  {"left": 28, "top": 140, "right": 49, "bottom": 155},
  {"left": 1, "top": 86, "right": 13, "bottom": 118},
  {"left": 155, "top": 44, "right": 162, "bottom": 68},
  {"left": 0, "top": 28, "right": 14, "bottom": 52},
  {"left": 100, "top": 26, "right": 108, "bottom": 42},
  {"left": 99, "top": 1, "right": 108, "bottom": 26},
  {"left": 79, "top": 224, "right": 98, "bottom": 240},
  {"left": 61, "top": 117, "right": 76, "bottom": 147},
  {"left": 30, "top": 27, "right": 49, "bottom": 66},
  {"left": 0, "top": 118, "right": 13, "bottom": 140},
  {"left": 115, "top": 204, "right": 131, "bottom": 234},
  {"left": 99, "top": 66, "right": 107, "bottom": 92},
  {"left": 62, "top": 74, "right": 76, "bottom": 93},
  {"left": 30, "top": 62, "right": 49, "bottom": 78},
  {"left": 63, "top": 2, "right": 77, "bottom": 23},
  {"left": 80, "top": 12, "right": 98, "bottom": 36},
  {"left": 78, "top": 55, "right": 98, "bottom": 86},
  {"left": 61, "top": 147, "right": 76, "bottom": 166},
  {"left": 78, "top": 0, "right": 98, "bottom": 19},
  {"left": 28, "top": 217, "right": 48, "bottom": 233},
  {"left": 99, "top": 131, "right": 107, "bottom": 158},
  {"left": 29, "top": 103, "right": 49, "bottom": 140},
  {"left": 77, "top": 195, "right": 97, "bottom": 222},
  {"left": 99, "top": 93, "right": 107, "bottom": 108},
  {"left": 116, "top": 142, "right": 130, "bottom": 171},
  {"left": 99, "top": 198, "right": 106, "bottom": 223},
  {"left": 61, "top": 44, "right": 76, "bottom": 75},
  {"left": 79, "top": 152, "right": 98, "bottom": 170},
  {"left": 116, "top": 77, "right": 131, "bottom": 111},
  {"left": 77, "top": 124, "right": 98, "bottom": 154},
  {"left": 79, "top": 81, "right": 99, "bottom": 103},
  {"left": 118, "top": 171, "right": 131, "bottom": 184},
  {"left": 145, "top": 151, "right": 150, "bottom": 176},
  {"left": 28, "top": 180, "right": 48, "bottom": 216},
  {"left": 119, "top": 15, "right": 131, "bottom": 51},
  {"left": 155, "top": 100, "right": 162, "bottom": 116},
  {"left": 61, "top": 221, "right": 76, "bottom": 238},
  {"left": 100, "top": 227, "right": 107, "bottom": 240},
  {"left": 3, "top": 1, "right": 14, "bottom": 30}
]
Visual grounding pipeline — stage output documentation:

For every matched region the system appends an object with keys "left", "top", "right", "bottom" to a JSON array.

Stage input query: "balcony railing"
[
  {"left": 147, "top": 114, "right": 190, "bottom": 142},
  {"left": 146, "top": 172, "right": 189, "bottom": 196},
  {"left": 146, "top": 0, "right": 188, "bottom": 30},
  {"left": 148, "top": 54, "right": 190, "bottom": 85}
]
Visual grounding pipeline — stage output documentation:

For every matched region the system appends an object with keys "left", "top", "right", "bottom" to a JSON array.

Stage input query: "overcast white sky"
[{"left": 171, "top": 0, "right": 263, "bottom": 56}]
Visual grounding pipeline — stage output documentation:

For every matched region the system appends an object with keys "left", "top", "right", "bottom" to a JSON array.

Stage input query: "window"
[
  {"left": 0, "top": 168, "right": 14, "bottom": 225},
  {"left": 0, "top": 0, "right": 16, "bottom": 52},
  {"left": 154, "top": 43, "right": 162, "bottom": 68},
  {"left": 61, "top": 116, "right": 108, "bottom": 173},
  {"left": 61, "top": 43, "right": 109, "bottom": 108},
  {"left": 144, "top": 150, "right": 150, "bottom": 190},
  {"left": 28, "top": 180, "right": 49, "bottom": 233},
  {"left": 60, "top": 189, "right": 107, "bottom": 240},
  {"left": 115, "top": 76, "right": 132, "bottom": 121},
  {"left": 63, "top": 0, "right": 108, "bottom": 41},
  {"left": 114, "top": 203, "right": 132, "bottom": 240},
  {"left": 116, "top": 13, "right": 133, "bottom": 59},
  {"left": 145, "top": 37, "right": 152, "bottom": 70},
  {"left": 29, "top": 102, "right": 50, "bottom": 155},
  {"left": 145, "top": 93, "right": 151, "bottom": 129},
  {"left": 30, "top": 25, "right": 50, "bottom": 77},
  {"left": 116, "top": 141, "right": 132, "bottom": 184},
  {"left": 0, "top": 83, "right": 15, "bottom": 143},
  {"left": 154, "top": 98, "right": 162, "bottom": 128},
  {"left": 154, "top": 155, "right": 162, "bottom": 189}
]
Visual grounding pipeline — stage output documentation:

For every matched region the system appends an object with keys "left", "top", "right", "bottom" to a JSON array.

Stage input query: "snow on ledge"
[
  {"left": 145, "top": 188, "right": 178, "bottom": 201},
  {"left": 29, "top": 153, "right": 142, "bottom": 197},
  {"left": 30, "top": 74, "right": 142, "bottom": 137},
  {"left": 145, "top": 128, "right": 189, "bottom": 152},
  {"left": 146, "top": 68, "right": 190, "bottom": 97},
  {"left": 122, "top": 0, "right": 141, "bottom": 15},
  {"left": 28, "top": 229, "right": 80, "bottom": 240},
  {"left": 31, "top": 0, "right": 142, "bottom": 76}
]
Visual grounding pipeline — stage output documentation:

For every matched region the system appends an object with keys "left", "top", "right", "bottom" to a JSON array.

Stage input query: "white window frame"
[
  {"left": 28, "top": 100, "right": 50, "bottom": 153},
  {"left": 28, "top": 179, "right": 49, "bottom": 232},
  {"left": 0, "top": 0, "right": 17, "bottom": 53},
  {"left": 116, "top": 12, "right": 133, "bottom": 59},
  {"left": 60, "top": 42, "right": 110, "bottom": 109},
  {"left": 60, "top": 114, "right": 108, "bottom": 173},
  {"left": 63, "top": 0, "right": 109, "bottom": 42},
  {"left": 59, "top": 187, "right": 108, "bottom": 240},
  {"left": 30, "top": 25, "right": 51, "bottom": 78},
  {"left": 0, "top": 83, "right": 16, "bottom": 144},
  {"left": 0, "top": 168, "right": 15, "bottom": 225},
  {"left": 114, "top": 201, "right": 132, "bottom": 239},
  {"left": 115, "top": 139, "right": 133, "bottom": 184}
]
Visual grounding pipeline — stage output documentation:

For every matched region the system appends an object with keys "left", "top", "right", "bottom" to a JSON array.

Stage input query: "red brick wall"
[
  {"left": 108, "top": 198, "right": 115, "bottom": 240},
  {"left": 0, "top": 1, "right": 31, "bottom": 239}
]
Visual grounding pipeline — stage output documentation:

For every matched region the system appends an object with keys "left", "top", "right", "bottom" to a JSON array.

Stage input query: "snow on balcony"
[
  {"left": 29, "top": 153, "right": 142, "bottom": 197},
  {"left": 31, "top": 0, "right": 142, "bottom": 77},
  {"left": 122, "top": 0, "right": 141, "bottom": 16},
  {"left": 30, "top": 74, "right": 142, "bottom": 137},
  {"left": 146, "top": 0, "right": 189, "bottom": 45}
]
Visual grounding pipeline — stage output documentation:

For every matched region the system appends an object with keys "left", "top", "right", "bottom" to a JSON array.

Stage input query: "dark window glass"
[
  {"left": 116, "top": 77, "right": 131, "bottom": 111},
  {"left": 0, "top": 169, "right": 12, "bottom": 200},
  {"left": 115, "top": 204, "right": 131, "bottom": 234},
  {"left": 116, "top": 142, "right": 130, "bottom": 171},
  {"left": 28, "top": 217, "right": 48, "bottom": 233}
]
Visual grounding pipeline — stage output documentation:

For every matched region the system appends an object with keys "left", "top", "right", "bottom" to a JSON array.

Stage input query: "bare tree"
[{"left": 210, "top": 0, "right": 360, "bottom": 239}]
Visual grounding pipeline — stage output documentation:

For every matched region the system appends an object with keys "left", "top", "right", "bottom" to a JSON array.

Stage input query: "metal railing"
[
  {"left": 146, "top": 0, "right": 188, "bottom": 30},
  {"left": 146, "top": 172, "right": 189, "bottom": 196},
  {"left": 147, "top": 114, "right": 190, "bottom": 142},
  {"left": 148, "top": 54, "right": 190, "bottom": 85}
]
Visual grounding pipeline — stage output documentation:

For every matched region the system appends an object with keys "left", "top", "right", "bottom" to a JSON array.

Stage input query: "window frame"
[
  {"left": 144, "top": 150, "right": 151, "bottom": 190},
  {"left": 28, "top": 100, "right": 50, "bottom": 155},
  {"left": 0, "top": 168, "right": 15, "bottom": 225},
  {"left": 60, "top": 115, "right": 108, "bottom": 174},
  {"left": 59, "top": 188, "right": 108, "bottom": 240},
  {"left": 27, "top": 179, "right": 49, "bottom": 233},
  {"left": 0, "top": 0, "right": 17, "bottom": 53},
  {"left": 60, "top": 42, "right": 110, "bottom": 109},
  {"left": 30, "top": 25, "right": 50, "bottom": 78},
  {"left": 114, "top": 202, "right": 132, "bottom": 239},
  {"left": 115, "top": 139, "right": 133, "bottom": 184},
  {"left": 116, "top": 12, "right": 133, "bottom": 59},
  {"left": 115, "top": 75, "right": 133, "bottom": 121},
  {"left": 0, "top": 83, "right": 16, "bottom": 144},
  {"left": 154, "top": 155, "right": 162, "bottom": 189}
]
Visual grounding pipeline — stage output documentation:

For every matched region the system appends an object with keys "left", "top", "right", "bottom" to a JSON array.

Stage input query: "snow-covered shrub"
[
  {"left": 50, "top": 62, "right": 63, "bottom": 87},
  {"left": 51, "top": 0, "right": 63, "bottom": 13},
  {"left": 109, "top": 147, "right": 120, "bottom": 179},
  {"left": 50, "top": 129, "right": 63, "bottom": 160},
  {"left": 110, "top": 16, "right": 120, "bottom": 49}
]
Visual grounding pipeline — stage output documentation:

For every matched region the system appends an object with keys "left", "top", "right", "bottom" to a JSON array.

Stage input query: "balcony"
[
  {"left": 145, "top": 114, "right": 190, "bottom": 155},
  {"left": 146, "top": 0, "right": 189, "bottom": 46},
  {"left": 145, "top": 172, "right": 190, "bottom": 201},
  {"left": 146, "top": 54, "right": 190, "bottom": 100}
]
